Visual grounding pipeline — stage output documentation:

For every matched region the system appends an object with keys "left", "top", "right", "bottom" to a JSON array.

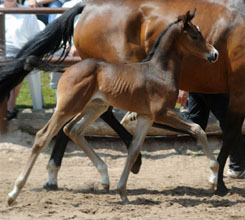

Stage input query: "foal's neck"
[{"left": 150, "top": 24, "right": 183, "bottom": 78}]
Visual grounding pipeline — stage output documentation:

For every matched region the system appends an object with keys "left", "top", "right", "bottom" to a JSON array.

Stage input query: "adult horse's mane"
[{"left": 142, "top": 19, "right": 181, "bottom": 62}]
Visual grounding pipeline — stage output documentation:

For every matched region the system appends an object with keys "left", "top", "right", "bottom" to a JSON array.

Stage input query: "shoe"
[
  {"left": 179, "top": 105, "right": 189, "bottom": 114},
  {"left": 120, "top": 112, "right": 137, "bottom": 126},
  {"left": 7, "top": 109, "right": 18, "bottom": 121},
  {"left": 227, "top": 168, "right": 245, "bottom": 179}
]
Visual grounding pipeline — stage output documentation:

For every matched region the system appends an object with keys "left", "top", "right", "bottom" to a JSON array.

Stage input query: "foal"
[{"left": 8, "top": 10, "right": 219, "bottom": 205}]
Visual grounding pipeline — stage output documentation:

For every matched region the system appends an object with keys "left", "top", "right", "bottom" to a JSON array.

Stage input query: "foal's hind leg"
[
  {"left": 154, "top": 109, "right": 219, "bottom": 188},
  {"left": 64, "top": 100, "right": 110, "bottom": 190},
  {"left": 8, "top": 112, "right": 71, "bottom": 205},
  {"left": 44, "top": 108, "right": 142, "bottom": 191}
]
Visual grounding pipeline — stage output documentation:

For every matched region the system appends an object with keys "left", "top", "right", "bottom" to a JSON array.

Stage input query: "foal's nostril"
[
  {"left": 214, "top": 53, "right": 217, "bottom": 61},
  {"left": 209, "top": 49, "right": 219, "bottom": 63},
  {"left": 212, "top": 51, "right": 219, "bottom": 62}
]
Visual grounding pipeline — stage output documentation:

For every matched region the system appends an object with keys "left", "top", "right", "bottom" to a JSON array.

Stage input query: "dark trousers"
[{"left": 180, "top": 92, "right": 245, "bottom": 171}]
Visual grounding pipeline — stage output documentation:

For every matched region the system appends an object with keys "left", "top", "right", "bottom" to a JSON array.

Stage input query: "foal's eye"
[{"left": 191, "top": 35, "right": 198, "bottom": 40}]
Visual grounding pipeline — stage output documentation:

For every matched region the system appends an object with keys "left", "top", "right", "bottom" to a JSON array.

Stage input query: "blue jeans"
[
  {"left": 180, "top": 93, "right": 245, "bottom": 171},
  {"left": 24, "top": 0, "right": 63, "bottom": 25}
]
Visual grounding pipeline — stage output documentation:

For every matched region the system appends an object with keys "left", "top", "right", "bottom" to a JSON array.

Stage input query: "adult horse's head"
[{"left": 176, "top": 9, "right": 219, "bottom": 63}]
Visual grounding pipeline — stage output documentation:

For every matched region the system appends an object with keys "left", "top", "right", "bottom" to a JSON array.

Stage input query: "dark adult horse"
[{"left": 0, "top": 0, "right": 244, "bottom": 195}]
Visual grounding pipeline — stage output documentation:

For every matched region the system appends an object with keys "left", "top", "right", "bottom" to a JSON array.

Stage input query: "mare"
[
  {"left": 45, "top": 0, "right": 245, "bottom": 195},
  {"left": 7, "top": 10, "right": 219, "bottom": 205},
  {"left": 0, "top": 0, "right": 244, "bottom": 196}
]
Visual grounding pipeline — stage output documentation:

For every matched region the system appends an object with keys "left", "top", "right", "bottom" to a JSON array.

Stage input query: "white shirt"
[{"left": 0, "top": 4, "right": 45, "bottom": 57}]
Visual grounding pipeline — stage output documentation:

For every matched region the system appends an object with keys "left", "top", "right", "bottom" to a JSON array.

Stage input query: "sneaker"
[
  {"left": 227, "top": 168, "right": 245, "bottom": 179},
  {"left": 179, "top": 105, "right": 189, "bottom": 114},
  {"left": 120, "top": 112, "right": 137, "bottom": 126}
]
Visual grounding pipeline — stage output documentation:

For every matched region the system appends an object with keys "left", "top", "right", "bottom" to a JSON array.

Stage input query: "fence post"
[{"left": 0, "top": 13, "right": 7, "bottom": 133}]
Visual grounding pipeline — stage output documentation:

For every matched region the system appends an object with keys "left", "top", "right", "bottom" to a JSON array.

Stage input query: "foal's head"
[{"left": 176, "top": 9, "right": 218, "bottom": 63}]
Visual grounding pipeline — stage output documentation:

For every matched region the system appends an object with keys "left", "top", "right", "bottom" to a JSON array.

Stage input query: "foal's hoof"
[
  {"left": 214, "top": 186, "right": 229, "bottom": 196},
  {"left": 7, "top": 196, "right": 15, "bottom": 206},
  {"left": 131, "top": 153, "right": 142, "bottom": 174},
  {"left": 208, "top": 182, "right": 216, "bottom": 190},
  {"left": 121, "top": 197, "right": 130, "bottom": 205},
  {"left": 43, "top": 182, "right": 58, "bottom": 191}
]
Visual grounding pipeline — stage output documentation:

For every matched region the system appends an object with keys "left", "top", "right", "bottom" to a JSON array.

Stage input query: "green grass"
[{"left": 16, "top": 72, "right": 56, "bottom": 109}]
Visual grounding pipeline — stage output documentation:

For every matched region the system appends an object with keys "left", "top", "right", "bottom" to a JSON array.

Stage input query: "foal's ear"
[
  {"left": 178, "top": 9, "right": 196, "bottom": 28},
  {"left": 186, "top": 8, "right": 196, "bottom": 22}
]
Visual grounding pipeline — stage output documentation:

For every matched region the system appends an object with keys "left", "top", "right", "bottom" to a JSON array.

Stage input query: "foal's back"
[{"left": 59, "top": 58, "right": 173, "bottom": 116}]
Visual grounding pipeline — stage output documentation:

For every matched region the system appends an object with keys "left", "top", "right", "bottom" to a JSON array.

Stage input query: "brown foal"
[{"left": 8, "top": 10, "right": 219, "bottom": 205}]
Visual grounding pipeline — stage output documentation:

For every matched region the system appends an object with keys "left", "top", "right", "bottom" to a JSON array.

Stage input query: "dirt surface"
[{"left": 1, "top": 130, "right": 245, "bottom": 220}]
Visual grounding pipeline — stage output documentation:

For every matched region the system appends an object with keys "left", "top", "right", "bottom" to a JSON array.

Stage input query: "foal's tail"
[{"left": 0, "top": 2, "right": 85, "bottom": 104}]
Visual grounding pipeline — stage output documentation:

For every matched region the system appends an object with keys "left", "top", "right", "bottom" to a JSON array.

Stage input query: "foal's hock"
[{"left": 8, "top": 10, "right": 219, "bottom": 205}]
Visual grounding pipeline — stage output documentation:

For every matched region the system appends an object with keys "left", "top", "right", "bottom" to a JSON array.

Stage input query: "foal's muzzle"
[{"left": 206, "top": 47, "right": 219, "bottom": 63}]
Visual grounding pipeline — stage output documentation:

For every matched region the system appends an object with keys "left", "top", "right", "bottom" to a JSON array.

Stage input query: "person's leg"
[
  {"left": 180, "top": 92, "right": 210, "bottom": 130},
  {"left": 26, "top": 71, "right": 43, "bottom": 109},
  {"left": 7, "top": 83, "right": 22, "bottom": 120},
  {"left": 50, "top": 72, "right": 63, "bottom": 102}
]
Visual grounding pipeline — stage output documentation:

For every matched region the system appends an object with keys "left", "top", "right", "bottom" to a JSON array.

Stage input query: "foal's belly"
[{"left": 96, "top": 92, "right": 151, "bottom": 116}]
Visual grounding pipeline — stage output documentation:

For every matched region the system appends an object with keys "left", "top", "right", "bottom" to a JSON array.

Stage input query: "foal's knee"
[
  {"left": 192, "top": 123, "right": 205, "bottom": 137},
  {"left": 63, "top": 124, "right": 79, "bottom": 139}
]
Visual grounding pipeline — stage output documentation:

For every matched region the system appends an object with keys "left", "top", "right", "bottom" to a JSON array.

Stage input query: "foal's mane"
[{"left": 142, "top": 18, "right": 181, "bottom": 62}]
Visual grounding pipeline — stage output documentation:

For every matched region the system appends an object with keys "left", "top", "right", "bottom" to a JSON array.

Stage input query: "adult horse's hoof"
[
  {"left": 214, "top": 186, "right": 229, "bottom": 196},
  {"left": 102, "top": 184, "right": 110, "bottom": 192},
  {"left": 43, "top": 182, "right": 58, "bottom": 191},
  {"left": 131, "top": 153, "right": 142, "bottom": 174}
]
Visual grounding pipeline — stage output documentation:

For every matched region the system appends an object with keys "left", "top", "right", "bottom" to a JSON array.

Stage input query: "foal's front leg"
[
  {"left": 117, "top": 115, "right": 153, "bottom": 204},
  {"left": 154, "top": 108, "right": 219, "bottom": 188}
]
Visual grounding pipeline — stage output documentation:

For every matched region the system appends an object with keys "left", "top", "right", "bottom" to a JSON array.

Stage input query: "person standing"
[
  {"left": 1, "top": 0, "right": 45, "bottom": 119},
  {"left": 24, "top": 0, "right": 70, "bottom": 24}
]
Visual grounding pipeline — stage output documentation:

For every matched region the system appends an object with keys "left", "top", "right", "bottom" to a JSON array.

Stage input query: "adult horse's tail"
[{"left": 0, "top": 2, "right": 85, "bottom": 104}]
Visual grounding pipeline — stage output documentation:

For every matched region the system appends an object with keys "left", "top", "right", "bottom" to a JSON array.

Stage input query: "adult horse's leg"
[
  {"left": 215, "top": 110, "right": 244, "bottom": 195},
  {"left": 64, "top": 100, "right": 111, "bottom": 190},
  {"left": 100, "top": 107, "right": 142, "bottom": 174},
  {"left": 8, "top": 111, "right": 71, "bottom": 205},
  {"left": 43, "top": 127, "right": 70, "bottom": 190}
]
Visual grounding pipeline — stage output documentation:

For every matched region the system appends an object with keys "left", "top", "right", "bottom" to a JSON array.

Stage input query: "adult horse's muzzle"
[{"left": 206, "top": 46, "right": 219, "bottom": 63}]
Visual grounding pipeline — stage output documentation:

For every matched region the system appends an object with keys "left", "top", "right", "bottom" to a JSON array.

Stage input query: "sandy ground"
[{"left": 1, "top": 130, "right": 245, "bottom": 220}]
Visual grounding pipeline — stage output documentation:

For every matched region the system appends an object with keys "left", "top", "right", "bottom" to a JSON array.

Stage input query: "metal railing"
[{"left": 0, "top": 7, "right": 80, "bottom": 132}]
